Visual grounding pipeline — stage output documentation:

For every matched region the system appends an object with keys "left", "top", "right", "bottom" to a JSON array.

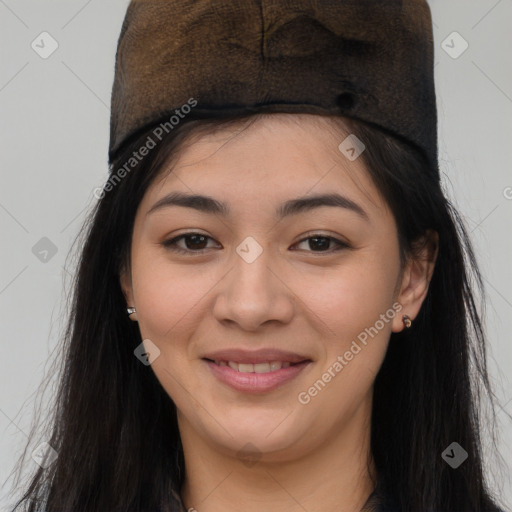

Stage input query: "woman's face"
[{"left": 121, "top": 114, "right": 424, "bottom": 462}]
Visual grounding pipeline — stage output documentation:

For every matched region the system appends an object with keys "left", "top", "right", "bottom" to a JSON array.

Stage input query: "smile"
[
  {"left": 204, "top": 357, "right": 312, "bottom": 393},
  {"left": 211, "top": 360, "right": 294, "bottom": 373}
]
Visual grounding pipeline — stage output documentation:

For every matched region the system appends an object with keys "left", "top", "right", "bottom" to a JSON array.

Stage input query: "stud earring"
[
  {"left": 402, "top": 314, "right": 412, "bottom": 329},
  {"left": 127, "top": 307, "right": 136, "bottom": 316}
]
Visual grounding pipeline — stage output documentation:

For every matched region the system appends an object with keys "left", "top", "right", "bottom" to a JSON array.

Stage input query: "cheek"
[
  {"left": 295, "top": 249, "right": 401, "bottom": 405},
  {"left": 129, "top": 250, "right": 204, "bottom": 345},
  {"left": 130, "top": 254, "right": 210, "bottom": 402},
  {"left": 300, "top": 252, "right": 400, "bottom": 341}
]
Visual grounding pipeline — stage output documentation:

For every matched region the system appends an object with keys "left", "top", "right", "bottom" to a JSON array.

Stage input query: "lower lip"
[{"left": 205, "top": 360, "right": 311, "bottom": 393}]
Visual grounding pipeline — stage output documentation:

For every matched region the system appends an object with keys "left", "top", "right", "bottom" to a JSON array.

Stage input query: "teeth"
[
  {"left": 254, "top": 363, "right": 270, "bottom": 373},
  {"left": 214, "top": 360, "right": 296, "bottom": 373}
]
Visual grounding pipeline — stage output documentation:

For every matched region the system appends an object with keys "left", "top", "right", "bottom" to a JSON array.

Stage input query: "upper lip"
[{"left": 202, "top": 348, "right": 312, "bottom": 364}]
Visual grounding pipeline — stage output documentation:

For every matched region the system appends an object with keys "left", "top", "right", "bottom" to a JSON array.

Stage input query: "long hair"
[{"left": 9, "top": 113, "right": 505, "bottom": 512}]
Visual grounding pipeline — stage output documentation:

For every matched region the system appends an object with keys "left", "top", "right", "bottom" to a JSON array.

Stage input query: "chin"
[{"left": 202, "top": 408, "right": 315, "bottom": 457}]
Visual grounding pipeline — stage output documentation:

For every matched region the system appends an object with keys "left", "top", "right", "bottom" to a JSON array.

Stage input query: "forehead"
[{"left": 144, "top": 114, "right": 388, "bottom": 216}]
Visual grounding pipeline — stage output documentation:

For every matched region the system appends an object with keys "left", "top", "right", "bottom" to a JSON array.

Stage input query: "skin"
[{"left": 121, "top": 114, "right": 438, "bottom": 512}]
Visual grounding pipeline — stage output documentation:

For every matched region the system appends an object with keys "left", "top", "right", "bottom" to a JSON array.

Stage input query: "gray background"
[{"left": 1, "top": 0, "right": 511, "bottom": 510}]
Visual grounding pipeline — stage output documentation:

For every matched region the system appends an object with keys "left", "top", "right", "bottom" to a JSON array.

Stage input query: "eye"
[
  {"left": 292, "top": 234, "right": 349, "bottom": 253},
  {"left": 162, "top": 233, "right": 220, "bottom": 254},
  {"left": 162, "top": 232, "right": 350, "bottom": 255}
]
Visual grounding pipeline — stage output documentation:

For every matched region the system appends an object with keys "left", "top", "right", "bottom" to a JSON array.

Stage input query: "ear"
[
  {"left": 392, "top": 230, "right": 439, "bottom": 333},
  {"left": 120, "top": 262, "right": 138, "bottom": 322}
]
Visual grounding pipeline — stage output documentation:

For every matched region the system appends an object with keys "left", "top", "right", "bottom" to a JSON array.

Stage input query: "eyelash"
[{"left": 162, "top": 232, "right": 350, "bottom": 255}]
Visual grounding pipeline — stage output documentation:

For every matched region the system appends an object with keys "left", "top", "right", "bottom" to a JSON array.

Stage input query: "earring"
[
  {"left": 402, "top": 315, "right": 412, "bottom": 329},
  {"left": 127, "top": 307, "right": 136, "bottom": 316}
]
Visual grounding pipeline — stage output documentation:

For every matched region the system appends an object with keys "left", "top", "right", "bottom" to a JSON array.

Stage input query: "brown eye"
[
  {"left": 162, "top": 232, "right": 349, "bottom": 255},
  {"left": 293, "top": 235, "right": 349, "bottom": 253},
  {"left": 162, "top": 233, "right": 219, "bottom": 254}
]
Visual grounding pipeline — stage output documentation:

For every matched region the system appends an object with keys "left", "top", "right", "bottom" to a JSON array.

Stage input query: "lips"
[
  {"left": 213, "top": 360, "right": 292, "bottom": 373},
  {"left": 202, "top": 348, "right": 311, "bottom": 365},
  {"left": 202, "top": 349, "right": 312, "bottom": 393}
]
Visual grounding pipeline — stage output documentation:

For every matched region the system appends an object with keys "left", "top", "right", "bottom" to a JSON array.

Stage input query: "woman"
[{"left": 11, "top": 1, "right": 506, "bottom": 511}]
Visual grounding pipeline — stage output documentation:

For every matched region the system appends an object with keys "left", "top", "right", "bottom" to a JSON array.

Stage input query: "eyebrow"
[{"left": 147, "top": 191, "right": 369, "bottom": 220}]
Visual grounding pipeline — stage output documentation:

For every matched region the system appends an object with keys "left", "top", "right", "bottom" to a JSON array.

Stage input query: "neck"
[{"left": 179, "top": 395, "right": 377, "bottom": 512}]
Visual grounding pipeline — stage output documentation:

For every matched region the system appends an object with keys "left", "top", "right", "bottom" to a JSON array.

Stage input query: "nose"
[{"left": 212, "top": 245, "right": 295, "bottom": 332}]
